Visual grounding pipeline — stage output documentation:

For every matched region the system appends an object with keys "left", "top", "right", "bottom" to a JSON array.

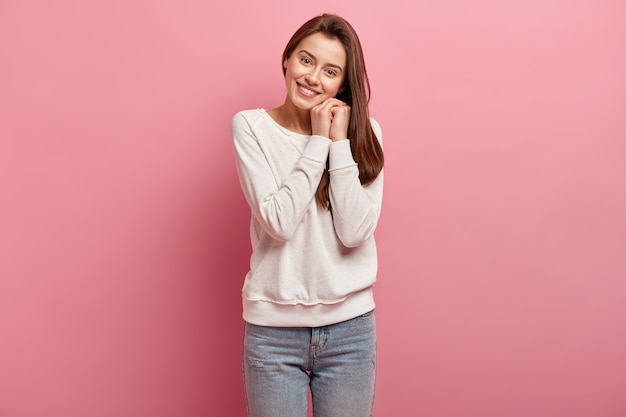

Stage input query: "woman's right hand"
[{"left": 311, "top": 98, "right": 344, "bottom": 138}]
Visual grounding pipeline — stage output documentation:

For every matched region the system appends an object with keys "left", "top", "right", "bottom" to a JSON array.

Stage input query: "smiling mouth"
[{"left": 297, "top": 83, "right": 319, "bottom": 97}]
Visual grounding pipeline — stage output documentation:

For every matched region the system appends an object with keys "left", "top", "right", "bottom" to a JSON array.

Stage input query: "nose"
[{"left": 305, "top": 68, "right": 321, "bottom": 85}]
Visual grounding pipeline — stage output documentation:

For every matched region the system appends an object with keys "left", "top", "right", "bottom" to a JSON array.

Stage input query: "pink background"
[{"left": 1, "top": 0, "right": 625, "bottom": 416}]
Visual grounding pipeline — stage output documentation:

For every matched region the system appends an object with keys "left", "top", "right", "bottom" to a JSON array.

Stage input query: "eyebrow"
[{"left": 298, "top": 49, "right": 344, "bottom": 72}]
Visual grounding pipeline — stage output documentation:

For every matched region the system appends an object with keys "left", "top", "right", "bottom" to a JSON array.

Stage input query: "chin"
[
  {"left": 293, "top": 102, "right": 317, "bottom": 111},
  {"left": 290, "top": 96, "right": 322, "bottom": 111}
]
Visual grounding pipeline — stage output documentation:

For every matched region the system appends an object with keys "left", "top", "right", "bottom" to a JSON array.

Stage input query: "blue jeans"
[{"left": 243, "top": 310, "right": 377, "bottom": 417}]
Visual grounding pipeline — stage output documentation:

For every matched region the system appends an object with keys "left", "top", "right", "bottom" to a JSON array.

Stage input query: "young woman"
[{"left": 231, "top": 13, "right": 384, "bottom": 417}]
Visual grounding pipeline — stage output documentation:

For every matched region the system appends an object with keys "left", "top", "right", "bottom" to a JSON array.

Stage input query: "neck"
[{"left": 268, "top": 100, "right": 312, "bottom": 135}]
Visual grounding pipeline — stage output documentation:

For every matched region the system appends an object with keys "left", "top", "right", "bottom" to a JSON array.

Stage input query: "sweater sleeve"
[
  {"left": 231, "top": 111, "right": 331, "bottom": 241},
  {"left": 328, "top": 119, "right": 384, "bottom": 248}
]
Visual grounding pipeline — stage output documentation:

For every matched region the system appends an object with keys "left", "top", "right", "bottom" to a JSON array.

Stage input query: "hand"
[
  {"left": 329, "top": 102, "right": 350, "bottom": 142},
  {"left": 311, "top": 98, "right": 349, "bottom": 140}
]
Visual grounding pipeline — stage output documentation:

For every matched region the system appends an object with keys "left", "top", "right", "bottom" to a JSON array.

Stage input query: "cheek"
[
  {"left": 284, "top": 60, "right": 300, "bottom": 77},
  {"left": 328, "top": 79, "right": 344, "bottom": 95}
]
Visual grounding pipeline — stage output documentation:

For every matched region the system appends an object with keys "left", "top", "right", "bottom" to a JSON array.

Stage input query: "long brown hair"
[{"left": 281, "top": 14, "right": 384, "bottom": 208}]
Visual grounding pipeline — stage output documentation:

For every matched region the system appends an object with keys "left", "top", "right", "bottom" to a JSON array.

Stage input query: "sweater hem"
[{"left": 242, "top": 287, "right": 375, "bottom": 327}]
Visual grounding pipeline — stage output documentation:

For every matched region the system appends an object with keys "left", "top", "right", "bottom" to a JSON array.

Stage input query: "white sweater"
[{"left": 231, "top": 108, "right": 384, "bottom": 327}]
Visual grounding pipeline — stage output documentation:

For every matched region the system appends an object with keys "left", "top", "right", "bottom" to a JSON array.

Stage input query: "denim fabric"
[{"left": 243, "top": 310, "right": 377, "bottom": 417}]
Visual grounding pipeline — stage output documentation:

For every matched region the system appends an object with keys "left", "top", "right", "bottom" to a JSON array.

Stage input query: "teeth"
[{"left": 300, "top": 85, "right": 316, "bottom": 95}]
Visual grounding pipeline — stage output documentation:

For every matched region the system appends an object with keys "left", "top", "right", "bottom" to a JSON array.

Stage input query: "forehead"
[{"left": 295, "top": 32, "right": 347, "bottom": 67}]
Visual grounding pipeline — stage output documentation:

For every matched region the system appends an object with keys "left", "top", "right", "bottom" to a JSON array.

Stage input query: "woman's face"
[{"left": 283, "top": 32, "right": 347, "bottom": 111}]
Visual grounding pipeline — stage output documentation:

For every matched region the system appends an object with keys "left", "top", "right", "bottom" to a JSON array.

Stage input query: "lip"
[{"left": 296, "top": 82, "right": 321, "bottom": 97}]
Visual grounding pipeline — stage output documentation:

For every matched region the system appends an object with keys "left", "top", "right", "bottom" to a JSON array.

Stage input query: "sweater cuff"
[
  {"left": 304, "top": 135, "right": 332, "bottom": 163},
  {"left": 328, "top": 139, "right": 356, "bottom": 170}
]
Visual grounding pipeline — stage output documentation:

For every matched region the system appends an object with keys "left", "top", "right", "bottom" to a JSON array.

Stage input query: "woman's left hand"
[{"left": 329, "top": 100, "right": 350, "bottom": 142}]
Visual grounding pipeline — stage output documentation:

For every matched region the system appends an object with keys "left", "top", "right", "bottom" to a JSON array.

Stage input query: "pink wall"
[{"left": 1, "top": 0, "right": 625, "bottom": 416}]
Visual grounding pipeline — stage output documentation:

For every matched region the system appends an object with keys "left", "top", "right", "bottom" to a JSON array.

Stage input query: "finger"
[
  {"left": 312, "top": 100, "right": 335, "bottom": 115},
  {"left": 326, "top": 98, "right": 349, "bottom": 107},
  {"left": 330, "top": 105, "right": 350, "bottom": 116}
]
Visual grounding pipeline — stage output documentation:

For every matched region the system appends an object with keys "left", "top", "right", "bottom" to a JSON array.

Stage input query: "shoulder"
[{"left": 231, "top": 108, "right": 266, "bottom": 131}]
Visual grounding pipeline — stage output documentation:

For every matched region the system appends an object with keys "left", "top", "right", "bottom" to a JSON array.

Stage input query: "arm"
[
  {"left": 231, "top": 112, "right": 331, "bottom": 241},
  {"left": 328, "top": 119, "right": 384, "bottom": 248}
]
